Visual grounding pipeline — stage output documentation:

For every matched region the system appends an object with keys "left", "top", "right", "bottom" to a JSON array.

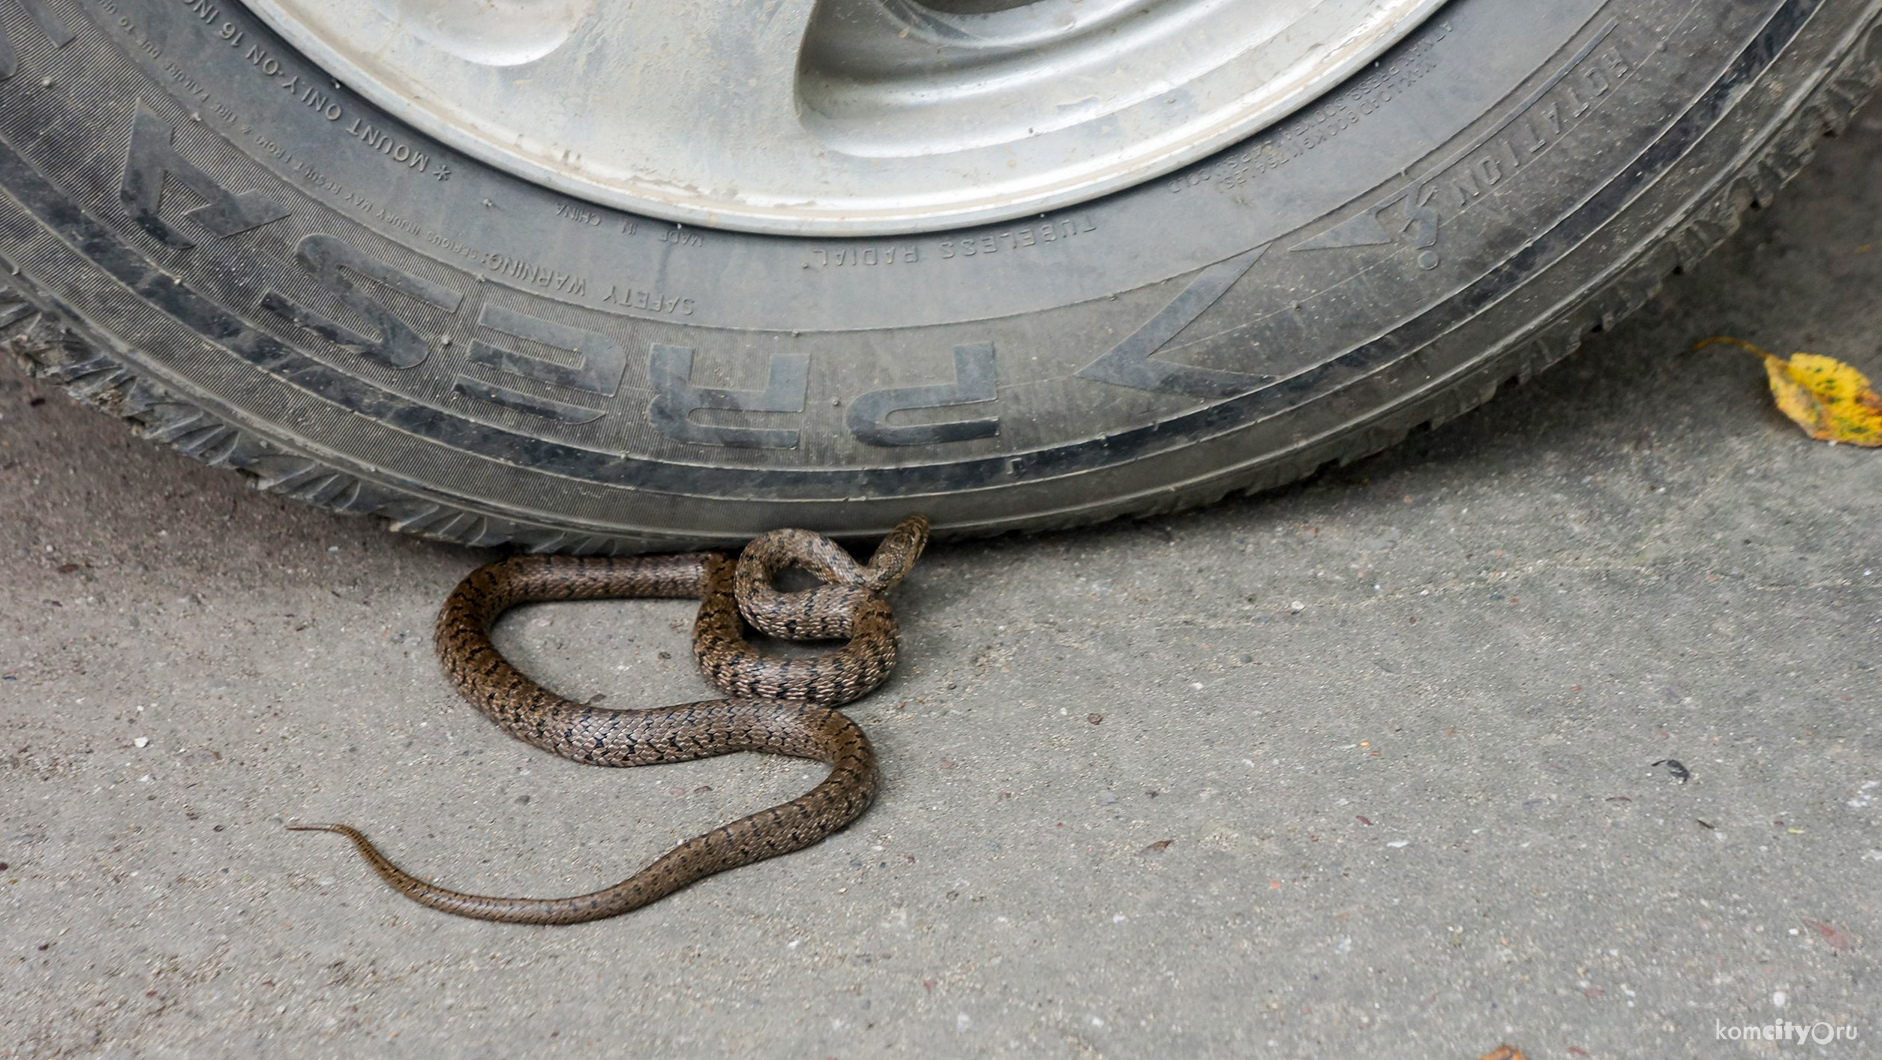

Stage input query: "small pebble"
[
  {"left": 1289, "top": 600, "right": 1305, "bottom": 612},
  {"left": 133, "top": 737, "right": 148, "bottom": 748}
]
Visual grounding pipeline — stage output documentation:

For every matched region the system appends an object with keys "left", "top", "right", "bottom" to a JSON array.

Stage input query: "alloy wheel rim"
[{"left": 246, "top": 0, "right": 1448, "bottom": 235}]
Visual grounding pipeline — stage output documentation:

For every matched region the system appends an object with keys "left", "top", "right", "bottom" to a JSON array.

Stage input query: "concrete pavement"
[{"left": 3, "top": 111, "right": 1880, "bottom": 1060}]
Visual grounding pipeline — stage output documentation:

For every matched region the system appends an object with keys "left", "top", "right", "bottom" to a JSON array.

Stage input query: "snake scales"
[{"left": 290, "top": 516, "right": 929, "bottom": 925}]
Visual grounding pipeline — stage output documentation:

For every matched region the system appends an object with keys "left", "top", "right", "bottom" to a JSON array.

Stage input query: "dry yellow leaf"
[{"left": 1695, "top": 336, "right": 1882, "bottom": 446}]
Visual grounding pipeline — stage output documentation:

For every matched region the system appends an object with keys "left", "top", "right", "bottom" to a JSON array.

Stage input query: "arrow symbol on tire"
[{"left": 1075, "top": 246, "right": 1272, "bottom": 399}]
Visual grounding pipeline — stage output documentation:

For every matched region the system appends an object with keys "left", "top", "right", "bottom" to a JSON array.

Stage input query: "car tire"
[{"left": 4, "top": 0, "right": 1879, "bottom": 550}]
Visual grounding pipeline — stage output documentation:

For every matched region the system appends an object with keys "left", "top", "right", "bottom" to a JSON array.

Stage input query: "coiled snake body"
[{"left": 290, "top": 516, "right": 928, "bottom": 925}]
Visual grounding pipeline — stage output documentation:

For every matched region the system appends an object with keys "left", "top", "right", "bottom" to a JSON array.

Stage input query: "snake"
[{"left": 289, "top": 515, "right": 929, "bottom": 925}]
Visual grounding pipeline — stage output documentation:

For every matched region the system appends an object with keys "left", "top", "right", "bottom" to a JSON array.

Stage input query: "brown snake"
[{"left": 289, "top": 515, "right": 929, "bottom": 925}]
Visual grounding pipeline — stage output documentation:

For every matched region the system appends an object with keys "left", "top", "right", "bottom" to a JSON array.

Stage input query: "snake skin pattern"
[{"left": 290, "top": 516, "right": 928, "bottom": 924}]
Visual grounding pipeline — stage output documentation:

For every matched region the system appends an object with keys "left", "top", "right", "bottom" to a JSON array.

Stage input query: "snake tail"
[{"left": 288, "top": 700, "right": 877, "bottom": 925}]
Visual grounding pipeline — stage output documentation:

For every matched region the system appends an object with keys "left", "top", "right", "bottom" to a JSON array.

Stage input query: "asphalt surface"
[{"left": 4, "top": 111, "right": 1880, "bottom": 1060}]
